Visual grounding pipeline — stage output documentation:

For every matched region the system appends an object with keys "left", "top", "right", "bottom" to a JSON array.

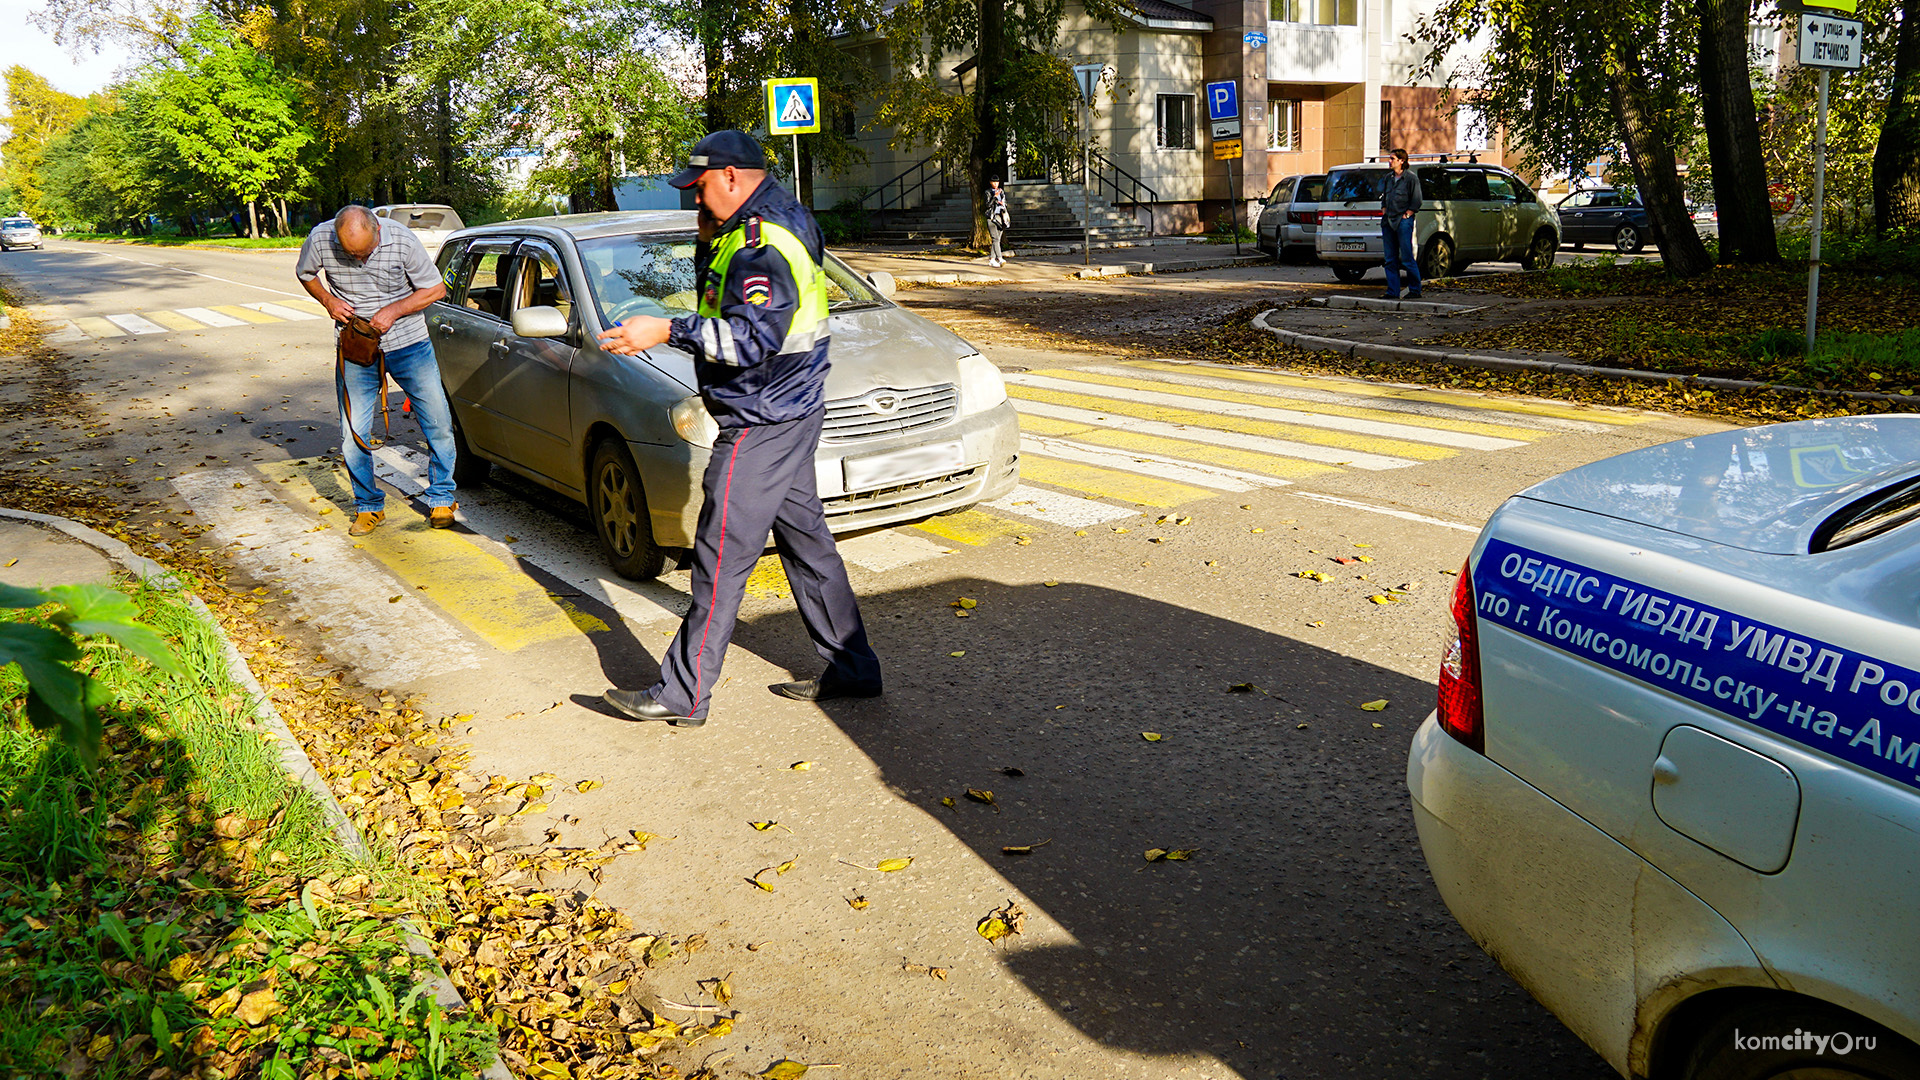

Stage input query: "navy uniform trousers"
[{"left": 649, "top": 409, "right": 881, "bottom": 719}]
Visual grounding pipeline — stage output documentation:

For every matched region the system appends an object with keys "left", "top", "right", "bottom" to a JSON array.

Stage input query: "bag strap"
[{"left": 336, "top": 339, "right": 392, "bottom": 454}]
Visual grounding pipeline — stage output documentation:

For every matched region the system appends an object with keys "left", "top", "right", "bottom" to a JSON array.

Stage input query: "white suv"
[{"left": 1314, "top": 161, "right": 1560, "bottom": 283}]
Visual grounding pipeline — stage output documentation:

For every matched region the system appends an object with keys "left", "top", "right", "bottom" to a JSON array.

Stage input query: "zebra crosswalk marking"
[
  {"left": 1019, "top": 434, "right": 1283, "bottom": 492},
  {"left": 984, "top": 485, "right": 1140, "bottom": 527},
  {"left": 248, "top": 302, "right": 323, "bottom": 321},
  {"left": 1015, "top": 455, "right": 1220, "bottom": 508},
  {"left": 209, "top": 304, "right": 282, "bottom": 324},
  {"left": 1067, "top": 428, "right": 1340, "bottom": 481},
  {"left": 1127, "top": 360, "right": 1646, "bottom": 427},
  {"left": 1009, "top": 388, "right": 1452, "bottom": 464},
  {"left": 103, "top": 313, "right": 167, "bottom": 335},
  {"left": 144, "top": 310, "right": 210, "bottom": 332},
  {"left": 175, "top": 307, "right": 248, "bottom": 327},
  {"left": 1007, "top": 372, "right": 1528, "bottom": 451},
  {"left": 912, "top": 508, "right": 1032, "bottom": 547},
  {"left": 72, "top": 316, "right": 122, "bottom": 338}
]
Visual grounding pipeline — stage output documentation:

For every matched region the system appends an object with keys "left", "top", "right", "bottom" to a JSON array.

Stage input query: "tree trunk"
[
  {"left": 597, "top": 134, "right": 619, "bottom": 212},
  {"left": 247, "top": 200, "right": 260, "bottom": 240},
  {"left": 1696, "top": 0, "right": 1778, "bottom": 262},
  {"left": 967, "top": 0, "right": 1006, "bottom": 248},
  {"left": 1875, "top": 0, "right": 1920, "bottom": 234},
  {"left": 436, "top": 84, "right": 455, "bottom": 191},
  {"left": 1608, "top": 66, "right": 1712, "bottom": 276},
  {"left": 702, "top": 0, "right": 727, "bottom": 131}
]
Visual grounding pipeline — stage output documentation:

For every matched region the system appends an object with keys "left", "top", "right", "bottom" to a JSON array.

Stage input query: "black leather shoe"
[
  {"left": 1381, "top": 292, "right": 1402, "bottom": 300},
  {"left": 1407, "top": 291, "right": 1423, "bottom": 299},
  {"left": 602, "top": 689, "right": 705, "bottom": 727},
  {"left": 770, "top": 672, "right": 883, "bottom": 702}
]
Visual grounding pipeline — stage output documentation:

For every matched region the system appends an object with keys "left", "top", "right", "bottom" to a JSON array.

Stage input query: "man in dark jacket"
[
  {"left": 593, "top": 130, "right": 883, "bottom": 728},
  {"left": 1380, "top": 148, "right": 1423, "bottom": 299}
]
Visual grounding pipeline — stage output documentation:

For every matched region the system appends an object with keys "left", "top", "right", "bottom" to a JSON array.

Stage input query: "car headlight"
[
  {"left": 956, "top": 352, "right": 1007, "bottom": 415},
  {"left": 670, "top": 395, "right": 719, "bottom": 448}
]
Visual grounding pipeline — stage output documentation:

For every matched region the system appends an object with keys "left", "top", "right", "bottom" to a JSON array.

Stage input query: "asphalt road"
[{"left": 0, "top": 238, "right": 1724, "bottom": 1080}]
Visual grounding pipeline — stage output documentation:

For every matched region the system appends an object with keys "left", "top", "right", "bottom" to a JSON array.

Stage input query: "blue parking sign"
[{"left": 1205, "top": 80, "right": 1238, "bottom": 122}]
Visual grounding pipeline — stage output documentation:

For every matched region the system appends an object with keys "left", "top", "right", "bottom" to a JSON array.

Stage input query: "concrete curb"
[
  {"left": 57, "top": 237, "right": 299, "bottom": 254},
  {"left": 1305, "top": 295, "right": 1485, "bottom": 316},
  {"left": 1250, "top": 309, "right": 1920, "bottom": 405},
  {"left": 0, "top": 508, "right": 512, "bottom": 1080},
  {"left": 890, "top": 253, "right": 1269, "bottom": 288}
]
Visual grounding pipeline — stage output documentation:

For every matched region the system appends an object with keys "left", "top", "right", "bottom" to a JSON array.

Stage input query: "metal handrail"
[
  {"left": 862, "top": 156, "right": 955, "bottom": 214},
  {"left": 1087, "top": 148, "right": 1159, "bottom": 207}
]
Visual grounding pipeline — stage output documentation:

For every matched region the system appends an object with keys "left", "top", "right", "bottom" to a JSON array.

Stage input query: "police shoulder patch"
[
  {"left": 744, "top": 215, "right": 763, "bottom": 247},
  {"left": 742, "top": 274, "right": 771, "bottom": 306}
]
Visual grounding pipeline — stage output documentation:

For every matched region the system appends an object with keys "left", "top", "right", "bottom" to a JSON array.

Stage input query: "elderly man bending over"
[{"left": 296, "top": 204, "right": 457, "bottom": 534}]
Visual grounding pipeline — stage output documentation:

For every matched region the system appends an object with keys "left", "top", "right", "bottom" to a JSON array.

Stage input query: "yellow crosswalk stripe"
[
  {"left": 260, "top": 460, "right": 581, "bottom": 652},
  {"left": 1072, "top": 428, "right": 1340, "bottom": 481},
  {"left": 144, "top": 310, "right": 209, "bottom": 331},
  {"left": 210, "top": 304, "right": 283, "bottom": 324},
  {"left": 912, "top": 509, "right": 1028, "bottom": 546},
  {"left": 1036, "top": 368, "right": 1543, "bottom": 441},
  {"left": 745, "top": 555, "right": 791, "bottom": 600},
  {"left": 1017, "top": 455, "right": 1219, "bottom": 507},
  {"left": 72, "top": 316, "right": 121, "bottom": 338},
  {"left": 1008, "top": 384, "right": 1456, "bottom": 462},
  {"left": 280, "top": 297, "right": 328, "bottom": 316},
  {"left": 1125, "top": 360, "right": 1646, "bottom": 426},
  {"left": 1016, "top": 413, "right": 1096, "bottom": 438}
]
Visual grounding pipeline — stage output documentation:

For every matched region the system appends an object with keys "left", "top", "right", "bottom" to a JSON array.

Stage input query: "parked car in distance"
[
  {"left": 1691, "top": 202, "right": 1719, "bottom": 241},
  {"left": 1255, "top": 173, "right": 1326, "bottom": 261},
  {"left": 1555, "top": 188, "right": 1652, "bottom": 252},
  {"left": 373, "top": 204, "right": 465, "bottom": 256},
  {"left": 1, "top": 217, "right": 45, "bottom": 250},
  {"left": 427, "top": 210, "right": 1021, "bottom": 579},
  {"left": 1315, "top": 161, "right": 1560, "bottom": 283},
  {"left": 1411, "top": 417, "right": 1920, "bottom": 1080}
]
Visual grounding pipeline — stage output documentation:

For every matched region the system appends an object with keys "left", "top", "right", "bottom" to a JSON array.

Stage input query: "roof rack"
[{"left": 1363, "top": 152, "right": 1482, "bottom": 165}]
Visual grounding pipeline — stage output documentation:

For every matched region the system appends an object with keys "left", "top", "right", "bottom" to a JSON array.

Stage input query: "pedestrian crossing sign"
[{"left": 766, "top": 78, "right": 822, "bottom": 135}]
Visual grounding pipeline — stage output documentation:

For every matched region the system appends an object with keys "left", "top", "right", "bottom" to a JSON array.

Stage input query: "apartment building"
[{"left": 817, "top": 0, "right": 1511, "bottom": 233}]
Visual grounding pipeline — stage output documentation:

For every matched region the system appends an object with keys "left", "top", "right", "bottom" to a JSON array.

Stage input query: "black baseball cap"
[{"left": 668, "top": 131, "right": 769, "bottom": 188}]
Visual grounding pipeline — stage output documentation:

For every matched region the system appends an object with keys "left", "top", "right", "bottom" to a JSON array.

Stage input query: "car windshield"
[
  {"left": 399, "top": 208, "right": 460, "bottom": 230},
  {"left": 3, "top": 219, "right": 32, "bottom": 227},
  {"left": 575, "top": 233, "right": 883, "bottom": 326},
  {"left": 1327, "top": 169, "right": 1389, "bottom": 203}
]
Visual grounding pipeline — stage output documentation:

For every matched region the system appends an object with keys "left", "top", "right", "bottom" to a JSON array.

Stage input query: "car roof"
[{"left": 454, "top": 210, "right": 697, "bottom": 243}]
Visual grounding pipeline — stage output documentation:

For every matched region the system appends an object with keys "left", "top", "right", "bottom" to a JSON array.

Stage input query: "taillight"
[
  {"left": 1319, "top": 209, "right": 1376, "bottom": 220},
  {"left": 1437, "top": 559, "right": 1484, "bottom": 754},
  {"left": 1287, "top": 209, "right": 1320, "bottom": 225}
]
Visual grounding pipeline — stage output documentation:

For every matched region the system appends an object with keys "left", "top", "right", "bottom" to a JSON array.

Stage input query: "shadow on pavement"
[{"left": 729, "top": 575, "right": 1612, "bottom": 1080}]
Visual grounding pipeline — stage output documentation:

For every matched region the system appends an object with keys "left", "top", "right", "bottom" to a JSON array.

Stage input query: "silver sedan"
[{"left": 426, "top": 211, "right": 1020, "bottom": 579}]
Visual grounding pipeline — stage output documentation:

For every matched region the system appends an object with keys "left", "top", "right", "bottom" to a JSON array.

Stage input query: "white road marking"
[
  {"left": 1006, "top": 372, "right": 1527, "bottom": 451},
  {"left": 103, "top": 313, "right": 168, "bottom": 335},
  {"left": 175, "top": 307, "right": 248, "bottom": 328},
  {"left": 248, "top": 302, "right": 322, "bottom": 321},
  {"left": 1288, "top": 492, "right": 1481, "bottom": 534},
  {"left": 984, "top": 484, "right": 1140, "bottom": 528},
  {"left": 371, "top": 446, "right": 690, "bottom": 627},
  {"left": 1080, "top": 364, "right": 1615, "bottom": 433},
  {"left": 100, "top": 251, "right": 309, "bottom": 298},
  {"left": 1014, "top": 399, "right": 1417, "bottom": 471},
  {"left": 1019, "top": 434, "right": 1278, "bottom": 492},
  {"left": 836, "top": 530, "right": 951, "bottom": 572},
  {"left": 172, "top": 467, "right": 481, "bottom": 684}
]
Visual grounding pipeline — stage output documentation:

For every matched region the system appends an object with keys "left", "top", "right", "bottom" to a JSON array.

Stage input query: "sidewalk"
[{"left": 837, "top": 237, "right": 1272, "bottom": 286}]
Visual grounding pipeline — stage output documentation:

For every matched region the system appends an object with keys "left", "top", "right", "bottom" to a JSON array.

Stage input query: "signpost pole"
[
  {"left": 793, "top": 133, "right": 805, "bottom": 210},
  {"left": 1083, "top": 99, "right": 1092, "bottom": 267},
  {"left": 1805, "top": 67, "right": 1829, "bottom": 353}
]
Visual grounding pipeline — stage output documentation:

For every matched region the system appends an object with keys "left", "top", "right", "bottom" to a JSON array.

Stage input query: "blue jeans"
[
  {"left": 1382, "top": 215, "right": 1421, "bottom": 296},
  {"left": 338, "top": 338, "right": 457, "bottom": 512}
]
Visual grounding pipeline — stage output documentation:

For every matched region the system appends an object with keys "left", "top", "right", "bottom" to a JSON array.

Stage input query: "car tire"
[
  {"left": 589, "top": 437, "right": 666, "bottom": 581},
  {"left": 1614, "top": 225, "right": 1642, "bottom": 254},
  {"left": 1679, "top": 997, "right": 1920, "bottom": 1080},
  {"left": 1520, "top": 230, "right": 1558, "bottom": 271},
  {"left": 448, "top": 409, "right": 490, "bottom": 487},
  {"left": 1418, "top": 235, "right": 1456, "bottom": 280},
  {"left": 1331, "top": 263, "right": 1368, "bottom": 284}
]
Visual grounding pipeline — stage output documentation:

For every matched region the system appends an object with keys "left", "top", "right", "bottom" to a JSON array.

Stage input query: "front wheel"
[
  {"left": 1520, "top": 230, "right": 1558, "bottom": 271},
  {"left": 1331, "top": 262, "right": 1368, "bottom": 284},
  {"left": 1418, "top": 235, "right": 1456, "bottom": 281},
  {"left": 1614, "top": 225, "right": 1642, "bottom": 254},
  {"left": 589, "top": 438, "right": 666, "bottom": 581}
]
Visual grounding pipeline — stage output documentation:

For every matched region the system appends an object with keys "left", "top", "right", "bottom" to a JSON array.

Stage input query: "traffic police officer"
[{"left": 596, "top": 130, "right": 882, "bottom": 728}]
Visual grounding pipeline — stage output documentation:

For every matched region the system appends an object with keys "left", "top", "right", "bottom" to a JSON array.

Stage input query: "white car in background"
[
  {"left": 1411, "top": 417, "right": 1920, "bottom": 1079},
  {"left": 1, "top": 217, "right": 45, "bottom": 250},
  {"left": 372, "top": 204, "right": 465, "bottom": 257}
]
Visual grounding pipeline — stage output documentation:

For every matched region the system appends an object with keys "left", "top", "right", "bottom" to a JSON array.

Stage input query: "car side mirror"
[
  {"left": 511, "top": 305, "right": 569, "bottom": 338},
  {"left": 867, "top": 271, "right": 896, "bottom": 298}
]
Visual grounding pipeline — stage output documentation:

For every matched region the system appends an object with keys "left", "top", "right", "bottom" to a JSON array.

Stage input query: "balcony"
[{"left": 1266, "top": 21, "right": 1365, "bottom": 83}]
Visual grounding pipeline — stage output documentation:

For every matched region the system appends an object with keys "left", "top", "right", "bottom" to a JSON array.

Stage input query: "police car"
[{"left": 1410, "top": 417, "right": 1920, "bottom": 1080}]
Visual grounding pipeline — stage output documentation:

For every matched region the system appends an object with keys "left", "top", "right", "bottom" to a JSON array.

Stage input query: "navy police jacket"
[{"left": 668, "top": 179, "right": 832, "bottom": 428}]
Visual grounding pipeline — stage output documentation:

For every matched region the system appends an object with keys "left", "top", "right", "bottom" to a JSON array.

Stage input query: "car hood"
[
  {"left": 641, "top": 303, "right": 981, "bottom": 398},
  {"left": 1516, "top": 416, "right": 1920, "bottom": 555}
]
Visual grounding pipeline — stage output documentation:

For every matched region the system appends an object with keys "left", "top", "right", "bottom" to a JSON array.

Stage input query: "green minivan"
[{"left": 1313, "top": 161, "right": 1562, "bottom": 284}]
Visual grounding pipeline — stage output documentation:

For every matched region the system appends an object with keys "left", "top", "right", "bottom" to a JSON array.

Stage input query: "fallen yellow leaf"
[
  {"left": 576, "top": 779, "right": 602, "bottom": 793},
  {"left": 848, "top": 895, "right": 870, "bottom": 910},
  {"left": 875, "top": 857, "right": 914, "bottom": 872},
  {"left": 235, "top": 988, "right": 284, "bottom": 1026},
  {"left": 789, "top": 760, "right": 813, "bottom": 771},
  {"left": 1360, "top": 699, "right": 1389, "bottom": 712},
  {"left": 1142, "top": 732, "right": 1162, "bottom": 742}
]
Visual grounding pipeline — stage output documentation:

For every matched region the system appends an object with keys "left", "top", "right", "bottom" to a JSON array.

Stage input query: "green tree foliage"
[
  {"left": 401, "top": 0, "right": 700, "bottom": 211},
  {"left": 2, "top": 67, "right": 91, "bottom": 221},
  {"left": 1412, "top": 0, "right": 1712, "bottom": 276}
]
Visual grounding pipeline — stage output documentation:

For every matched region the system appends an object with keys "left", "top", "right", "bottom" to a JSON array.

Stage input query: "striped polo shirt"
[{"left": 295, "top": 216, "right": 442, "bottom": 351}]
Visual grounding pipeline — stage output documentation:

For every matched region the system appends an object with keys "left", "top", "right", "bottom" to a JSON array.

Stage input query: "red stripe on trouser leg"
[{"left": 690, "top": 427, "right": 749, "bottom": 706}]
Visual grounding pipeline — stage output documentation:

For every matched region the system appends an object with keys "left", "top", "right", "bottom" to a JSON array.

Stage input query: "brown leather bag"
[
  {"left": 339, "top": 314, "right": 383, "bottom": 367},
  {"left": 335, "top": 315, "right": 390, "bottom": 451}
]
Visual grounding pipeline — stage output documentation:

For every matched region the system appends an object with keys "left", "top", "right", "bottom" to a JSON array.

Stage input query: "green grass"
[
  {"left": 0, "top": 581, "right": 495, "bottom": 1078},
  {"left": 59, "top": 231, "right": 305, "bottom": 249}
]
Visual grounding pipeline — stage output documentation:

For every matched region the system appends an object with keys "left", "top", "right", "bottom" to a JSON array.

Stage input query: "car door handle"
[
  {"left": 437, "top": 324, "right": 454, "bottom": 337},
  {"left": 488, "top": 339, "right": 509, "bottom": 355}
]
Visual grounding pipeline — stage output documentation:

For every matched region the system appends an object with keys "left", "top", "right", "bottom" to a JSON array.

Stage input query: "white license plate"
[
  {"left": 843, "top": 440, "right": 967, "bottom": 491},
  {"left": 1336, "top": 241, "right": 1368, "bottom": 252}
]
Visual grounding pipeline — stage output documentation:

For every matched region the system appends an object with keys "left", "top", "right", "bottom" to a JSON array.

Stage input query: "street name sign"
[
  {"left": 1797, "top": 13, "right": 1863, "bottom": 70},
  {"left": 1205, "top": 80, "right": 1238, "bottom": 122},
  {"left": 1214, "top": 138, "right": 1243, "bottom": 161},
  {"left": 766, "top": 78, "right": 821, "bottom": 135}
]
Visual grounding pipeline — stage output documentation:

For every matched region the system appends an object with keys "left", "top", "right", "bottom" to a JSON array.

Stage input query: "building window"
[
  {"left": 1455, "top": 104, "right": 1488, "bottom": 152},
  {"left": 1156, "top": 94, "right": 1195, "bottom": 150},
  {"left": 1270, "top": 0, "right": 1358, "bottom": 25},
  {"left": 1268, "top": 99, "right": 1302, "bottom": 151},
  {"left": 1379, "top": 99, "right": 1392, "bottom": 152}
]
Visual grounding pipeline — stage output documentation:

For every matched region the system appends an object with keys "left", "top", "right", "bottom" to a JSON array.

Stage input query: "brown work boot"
[
  {"left": 429, "top": 503, "right": 458, "bottom": 530},
  {"left": 349, "top": 511, "right": 385, "bottom": 536}
]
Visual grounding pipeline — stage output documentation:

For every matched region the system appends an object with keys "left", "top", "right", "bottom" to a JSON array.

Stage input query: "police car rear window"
[{"left": 1813, "top": 477, "right": 1920, "bottom": 552}]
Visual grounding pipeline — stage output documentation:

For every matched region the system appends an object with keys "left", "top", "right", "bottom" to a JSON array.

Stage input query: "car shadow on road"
[{"left": 729, "top": 575, "right": 1613, "bottom": 1080}]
